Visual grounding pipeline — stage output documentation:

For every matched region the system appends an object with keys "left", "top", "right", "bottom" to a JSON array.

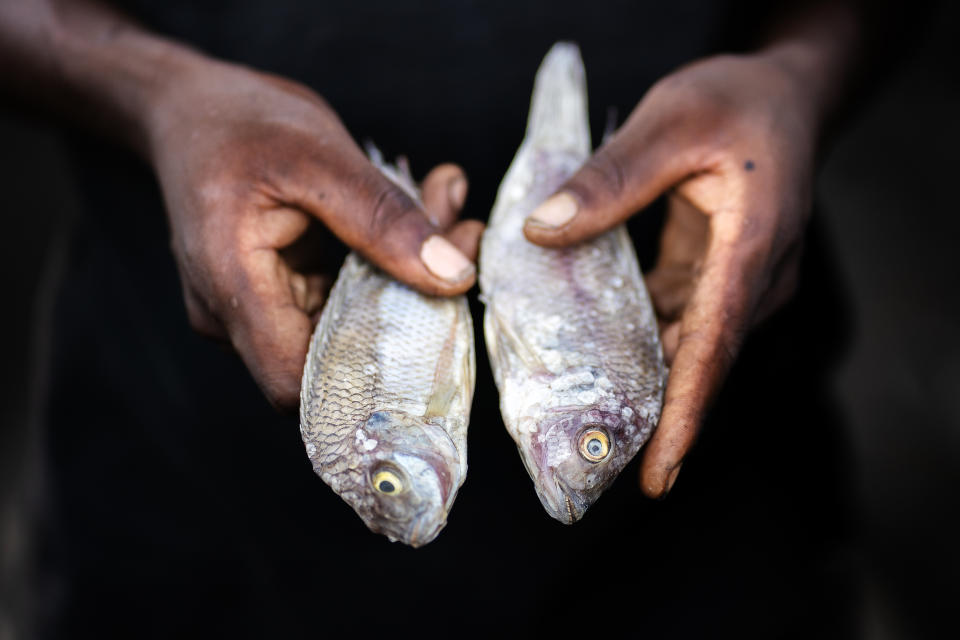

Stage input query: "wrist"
[{"left": 47, "top": 13, "right": 208, "bottom": 156}]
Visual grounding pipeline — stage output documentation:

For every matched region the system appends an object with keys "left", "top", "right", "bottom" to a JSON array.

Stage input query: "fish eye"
[
  {"left": 578, "top": 428, "right": 611, "bottom": 463},
  {"left": 372, "top": 468, "right": 403, "bottom": 495}
]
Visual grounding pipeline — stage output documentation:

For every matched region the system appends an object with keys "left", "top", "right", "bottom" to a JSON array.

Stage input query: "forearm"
[{"left": 0, "top": 0, "right": 202, "bottom": 154}]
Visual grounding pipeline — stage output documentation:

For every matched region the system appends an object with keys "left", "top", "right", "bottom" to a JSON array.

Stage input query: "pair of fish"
[{"left": 298, "top": 43, "right": 666, "bottom": 546}]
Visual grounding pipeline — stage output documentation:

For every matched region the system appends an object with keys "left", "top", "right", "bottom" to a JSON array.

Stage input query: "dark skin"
[{"left": 0, "top": 1, "right": 863, "bottom": 498}]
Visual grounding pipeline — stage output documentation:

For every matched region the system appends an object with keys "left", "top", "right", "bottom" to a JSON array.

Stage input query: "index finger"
[
  {"left": 222, "top": 249, "right": 314, "bottom": 411},
  {"left": 639, "top": 212, "right": 770, "bottom": 497}
]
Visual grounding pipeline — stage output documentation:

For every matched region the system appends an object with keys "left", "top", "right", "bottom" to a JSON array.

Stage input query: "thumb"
[
  {"left": 523, "top": 111, "right": 695, "bottom": 248},
  {"left": 298, "top": 154, "right": 479, "bottom": 296}
]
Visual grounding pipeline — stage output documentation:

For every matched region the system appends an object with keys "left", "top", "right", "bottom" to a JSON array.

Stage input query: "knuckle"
[
  {"left": 646, "top": 61, "right": 738, "bottom": 125},
  {"left": 365, "top": 181, "right": 423, "bottom": 244},
  {"left": 193, "top": 237, "right": 243, "bottom": 304},
  {"left": 194, "top": 167, "right": 253, "bottom": 217},
  {"left": 428, "top": 162, "right": 463, "bottom": 179},
  {"left": 572, "top": 148, "right": 627, "bottom": 201},
  {"left": 686, "top": 287, "right": 751, "bottom": 372},
  {"left": 687, "top": 322, "right": 742, "bottom": 377}
]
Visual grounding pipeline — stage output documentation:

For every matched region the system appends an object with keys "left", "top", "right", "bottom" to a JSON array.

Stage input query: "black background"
[{"left": 1, "top": 1, "right": 958, "bottom": 638}]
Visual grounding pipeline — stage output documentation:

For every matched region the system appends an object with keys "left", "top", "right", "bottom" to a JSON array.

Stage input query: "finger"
[
  {"left": 222, "top": 250, "right": 314, "bottom": 411},
  {"left": 645, "top": 194, "right": 709, "bottom": 322},
  {"left": 753, "top": 243, "right": 801, "bottom": 325},
  {"left": 183, "top": 287, "right": 228, "bottom": 341},
  {"left": 296, "top": 154, "right": 476, "bottom": 296},
  {"left": 174, "top": 252, "right": 229, "bottom": 341},
  {"left": 639, "top": 215, "right": 769, "bottom": 498},
  {"left": 444, "top": 219, "right": 485, "bottom": 263},
  {"left": 289, "top": 271, "right": 332, "bottom": 320},
  {"left": 523, "top": 106, "right": 697, "bottom": 248},
  {"left": 421, "top": 164, "right": 468, "bottom": 228},
  {"left": 646, "top": 265, "right": 695, "bottom": 323},
  {"left": 659, "top": 321, "right": 681, "bottom": 365}
]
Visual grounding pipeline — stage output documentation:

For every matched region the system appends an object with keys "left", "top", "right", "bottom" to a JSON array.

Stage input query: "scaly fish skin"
[
  {"left": 480, "top": 43, "right": 666, "bottom": 523},
  {"left": 299, "top": 161, "right": 474, "bottom": 547}
]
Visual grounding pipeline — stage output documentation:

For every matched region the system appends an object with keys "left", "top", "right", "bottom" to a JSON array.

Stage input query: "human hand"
[
  {"left": 146, "top": 57, "right": 482, "bottom": 409},
  {"left": 523, "top": 52, "right": 822, "bottom": 497}
]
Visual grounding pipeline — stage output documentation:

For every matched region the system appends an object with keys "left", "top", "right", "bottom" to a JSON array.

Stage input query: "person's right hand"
[{"left": 145, "top": 57, "right": 483, "bottom": 410}]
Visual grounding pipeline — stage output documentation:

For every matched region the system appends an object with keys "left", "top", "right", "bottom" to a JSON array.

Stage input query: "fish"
[
  {"left": 479, "top": 42, "right": 667, "bottom": 523},
  {"left": 299, "top": 152, "right": 475, "bottom": 547}
]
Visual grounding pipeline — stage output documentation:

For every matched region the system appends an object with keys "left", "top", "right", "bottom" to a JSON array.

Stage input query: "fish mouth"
[
  {"left": 374, "top": 498, "right": 449, "bottom": 548},
  {"left": 538, "top": 476, "right": 588, "bottom": 525},
  {"left": 518, "top": 446, "right": 589, "bottom": 524},
  {"left": 404, "top": 508, "right": 448, "bottom": 548}
]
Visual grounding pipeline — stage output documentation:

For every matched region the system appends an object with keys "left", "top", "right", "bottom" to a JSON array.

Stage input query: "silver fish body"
[
  {"left": 479, "top": 43, "right": 666, "bottom": 523},
  {"left": 299, "top": 160, "right": 474, "bottom": 547}
]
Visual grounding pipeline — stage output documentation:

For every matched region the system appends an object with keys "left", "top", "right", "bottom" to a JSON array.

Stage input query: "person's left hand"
[{"left": 523, "top": 52, "right": 822, "bottom": 498}]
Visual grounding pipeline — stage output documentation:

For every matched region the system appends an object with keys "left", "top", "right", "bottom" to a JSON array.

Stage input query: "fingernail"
[
  {"left": 420, "top": 235, "right": 474, "bottom": 283},
  {"left": 525, "top": 192, "right": 578, "bottom": 228},
  {"left": 665, "top": 463, "right": 683, "bottom": 494},
  {"left": 448, "top": 176, "right": 467, "bottom": 210}
]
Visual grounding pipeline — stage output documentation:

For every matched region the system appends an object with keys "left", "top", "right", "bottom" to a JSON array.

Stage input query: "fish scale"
[{"left": 480, "top": 42, "right": 666, "bottom": 523}]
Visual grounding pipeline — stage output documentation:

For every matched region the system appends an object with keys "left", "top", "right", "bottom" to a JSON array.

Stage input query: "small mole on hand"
[{"left": 744, "top": 160, "right": 756, "bottom": 171}]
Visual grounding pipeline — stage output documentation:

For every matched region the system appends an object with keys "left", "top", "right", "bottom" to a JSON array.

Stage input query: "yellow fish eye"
[
  {"left": 578, "top": 428, "right": 611, "bottom": 462},
  {"left": 372, "top": 469, "right": 403, "bottom": 495}
]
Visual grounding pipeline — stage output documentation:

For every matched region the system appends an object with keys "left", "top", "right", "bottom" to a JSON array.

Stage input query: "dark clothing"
[{"left": 38, "top": 2, "right": 856, "bottom": 637}]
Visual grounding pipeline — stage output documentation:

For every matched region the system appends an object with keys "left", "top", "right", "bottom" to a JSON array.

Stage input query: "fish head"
[
  {"left": 353, "top": 410, "right": 464, "bottom": 547},
  {"left": 522, "top": 405, "right": 645, "bottom": 524}
]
